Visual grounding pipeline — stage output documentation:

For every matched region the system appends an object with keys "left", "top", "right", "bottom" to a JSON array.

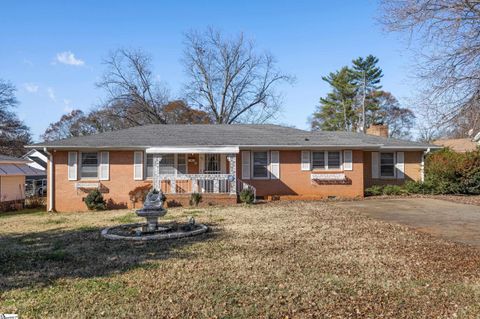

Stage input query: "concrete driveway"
[{"left": 332, "top": 198, "right": 480, "bottom": 248}]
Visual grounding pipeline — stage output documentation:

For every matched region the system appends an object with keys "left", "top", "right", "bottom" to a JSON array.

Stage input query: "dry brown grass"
[
  {"left": 364, "top": 194, "right": 480, "bottom": 207},
  {"left": 1, "top": 201, "right": 480, "bottom": 318}
]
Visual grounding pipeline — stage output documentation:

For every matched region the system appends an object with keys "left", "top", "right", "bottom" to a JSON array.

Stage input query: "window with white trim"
[
  {"left": 312, "top": 151, "right": 325, "bottom": 169},
  {"left": 159, "top": 154, "right": 175, "bottom": 175},
  {"left": 80, "top": 152, "right": 98, "bottom": 178},
  {"left": 380, "top": 152, "right": 395, "bottom": 177},
  {"left": 204, "top": 154, "right": 220, "bottom": 173},
  {"left": 146, "top": 154, "right": 188, "bottom": 177},
  {"left": 177, "top": 154, "right": 187, "bottom": 174},
  {"left": 146, "top": 154, "right": 154, "bottom": 178},
  {"left": 253, "top": 151, "right": 269, "bottom": 178},
  {"left": 311, "top": 151, "right": 342, "bottom": 170}
]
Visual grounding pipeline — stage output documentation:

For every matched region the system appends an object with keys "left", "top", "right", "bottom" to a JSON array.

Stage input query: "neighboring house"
[
  {"left": 0, "top": 154, "right": 38, "bottom": 211},
  {"left": 433, "top": 137, "right": 480, "bottom": 153},
  {"left": 28, "top": 124, "right": 439, "bottom": 212},
  {"left": 23, "top": 149, "right": 48, "bottom": 174},
  {"left": 22, "top": 149, "right": 48, "bottom": 196}
]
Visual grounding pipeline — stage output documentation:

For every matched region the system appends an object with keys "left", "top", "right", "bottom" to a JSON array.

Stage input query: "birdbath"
[{"left": 135, "top": 189, "right": 167, "bottom": 232}]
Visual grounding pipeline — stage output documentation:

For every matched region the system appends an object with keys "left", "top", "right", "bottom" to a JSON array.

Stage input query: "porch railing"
[{"left": 157, "top": 174, "right": 233, "bottom": 194}]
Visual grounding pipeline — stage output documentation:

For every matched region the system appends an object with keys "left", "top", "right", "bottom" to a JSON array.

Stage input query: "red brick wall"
[
  {"left": 51, "top": 151, "right": 150, "bottom": 212},
  {"left": 50, "top": 151, "right": 237, "bottom": 212},
  {"left": 236, "top": 150, "right": 365, "bottom": 200},
  {"left": 363, "top": 151, "right": 423, "bottom": 188}
]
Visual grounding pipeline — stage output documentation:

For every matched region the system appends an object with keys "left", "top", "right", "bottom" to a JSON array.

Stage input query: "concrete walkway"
[{"left": 332, "top": 198, "right": 480, "bottom": 248}]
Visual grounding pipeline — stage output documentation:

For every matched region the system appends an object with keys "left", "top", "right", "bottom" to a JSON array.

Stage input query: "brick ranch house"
[{"left": 28, "top": 124, "right": 439, "bottom": 212}]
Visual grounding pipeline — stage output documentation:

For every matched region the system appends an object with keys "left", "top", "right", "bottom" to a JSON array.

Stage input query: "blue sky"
[{"left": 0, "top": 0, "right": 415, "bottom": 141}]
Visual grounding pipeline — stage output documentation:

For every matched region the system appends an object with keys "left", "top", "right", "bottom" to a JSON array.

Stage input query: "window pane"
[
  {"left": 205, "top": 154, "right": 220, "bottom": 173},
  {"left": 146, "top": 154, "right": 153, "bottom": 178},
  {"left": 380, "top": 153, "right": 395, "bottom": 177},
  {"left": 159, "top": 154, "right": 175, "bottom": 175},
  {"left": 380, "top": 153, "right": 394, "bottom": 165},
  {"left": 312, "top": 152, "right": 325, "bottom": 169},
  {"left": 177, "top": 154, "right": 187, "bottom": 174},
  {"left": 381, "top": 165, "right": 395, "bottom": 177},
  {"left": 253, "top": 152, "right": 268, "bottom": 178},
  {"left": 81, "top": 153, "right": 98, "bottom": 178},
  {"left": 328, "top": 151, "right": 341, "bottom": 169}
]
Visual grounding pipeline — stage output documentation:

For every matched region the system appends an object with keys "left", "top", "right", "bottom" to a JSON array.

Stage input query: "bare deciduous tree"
[
  {"left": 183, "top": 28, "right": 293, "bottom": 124},
  {"left": 97, "top": 49, "right": 170, "bottom": 126},
  {"left": 379, "top": 0, "right": 480, "bottom": 137},
  {"left": 375, "top": 91, "right": 416, "bottom": 139},
  {"left": 41, "top": 109, "right": 95, "bottom": 141},
  {"left": 0, "top": 80, "right": 31, "bottom": 156}
]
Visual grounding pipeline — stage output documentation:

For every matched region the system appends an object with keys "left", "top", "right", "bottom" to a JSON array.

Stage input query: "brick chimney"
[{"left": 366, "top": 124, "right": 389, "bottom": 138}]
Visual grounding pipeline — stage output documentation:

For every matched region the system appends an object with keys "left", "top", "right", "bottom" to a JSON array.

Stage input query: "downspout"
[
  {"left": 44, "top": 147, "right": 54, "bottom": 212},
  {"left": 421, "top": 147, "right": 430, "bottom": 183}
]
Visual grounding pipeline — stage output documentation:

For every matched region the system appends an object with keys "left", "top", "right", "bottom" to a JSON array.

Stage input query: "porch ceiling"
[{"left": 145, "top": 146, "right": 240, "bottom": 154}]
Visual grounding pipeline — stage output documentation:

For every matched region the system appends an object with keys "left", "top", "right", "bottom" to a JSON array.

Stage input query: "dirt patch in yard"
[{"left": 1, "top": 202, "right": 480, "bottom": 318}]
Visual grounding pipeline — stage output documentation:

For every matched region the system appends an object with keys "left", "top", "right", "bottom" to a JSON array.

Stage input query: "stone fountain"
[
  {"left": 101, "top": 188, "right": 208, "bottom": 241},
  {"left": 135, "top": 189, "right": 167, "bottom": 233}
]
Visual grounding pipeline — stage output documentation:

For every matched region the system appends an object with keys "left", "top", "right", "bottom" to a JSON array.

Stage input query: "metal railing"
[{"left": 156, "top": 174, "right": 233, "bottom": 194}]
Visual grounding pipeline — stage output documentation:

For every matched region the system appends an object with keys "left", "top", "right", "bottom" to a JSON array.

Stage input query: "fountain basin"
[
  {"left": 135, "top": 207, "right": 167, "bottom": 232},
  {"left": 101, "top": 222, "right": 208, "bottom": 241}
]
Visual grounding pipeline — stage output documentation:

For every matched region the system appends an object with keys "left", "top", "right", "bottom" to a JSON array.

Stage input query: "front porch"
[{"left": 145, "top": 148, "right": 255, "bottom": 201}]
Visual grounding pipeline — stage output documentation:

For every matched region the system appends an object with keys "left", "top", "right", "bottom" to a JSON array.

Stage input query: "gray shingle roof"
[
  {"left": 0, "top": 154, "right": 28, "bottom": 162},
  {"left": 28, "top": 124, "right": 437, "bottom": 150}
]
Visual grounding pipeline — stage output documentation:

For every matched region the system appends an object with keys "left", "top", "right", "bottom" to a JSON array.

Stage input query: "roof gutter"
[{"left": 27, "top": 144, "right": 439, "bottom": 151}]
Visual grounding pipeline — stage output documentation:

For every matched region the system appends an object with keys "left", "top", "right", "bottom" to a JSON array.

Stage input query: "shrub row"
[
  {"left": 366, "top": 148, "right": 480, "bottom": 197},
  {"left": 365, "top": 181, "right": 431, "bottom": 196},
  {"left": 424, "top": 148, "right": 480, "bottom": 195}
]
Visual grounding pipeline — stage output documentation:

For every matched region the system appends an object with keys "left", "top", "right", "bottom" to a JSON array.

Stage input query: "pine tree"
[
  {"left": 311, "top": 67, "right": 357, "bottom": 131},
  {"left": 351, "top": 55, "right": 384, "bottom": 132}
]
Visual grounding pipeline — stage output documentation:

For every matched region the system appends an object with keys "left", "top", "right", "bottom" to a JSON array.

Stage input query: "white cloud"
[
  {"left": 55, "top": 51, "right": 85, "bottom": 66},
  {"left": 63, "top": 99, "right": 73, "bottom": 112},
  {"left": 24, "top": 83, "right": 39, "bottom": 93},
  {"left": 23, "top": 59, "right": 34, "bottom": 66},
  {"left": 47, "top": 87, "right": 56, "bottom": 102}
]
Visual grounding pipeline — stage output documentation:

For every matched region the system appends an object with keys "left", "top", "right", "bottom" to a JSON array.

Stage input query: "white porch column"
[
  {"left": 227, "top": 153, "right": 237, "bottom": 195},
  {"left": 153, "top": 155, "right": 162, "bottom": 191}
]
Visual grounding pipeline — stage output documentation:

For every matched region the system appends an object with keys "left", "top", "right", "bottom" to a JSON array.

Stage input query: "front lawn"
[{"left": 1, "top": 202, "right": 480, "bottom": 318}]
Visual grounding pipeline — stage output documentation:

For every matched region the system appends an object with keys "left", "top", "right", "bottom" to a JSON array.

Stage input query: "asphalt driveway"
[{"left": 332, "top": 198, "right": 480, "bottom": 248}]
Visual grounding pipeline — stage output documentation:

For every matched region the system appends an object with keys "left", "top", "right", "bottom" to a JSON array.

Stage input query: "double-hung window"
[
  {"left": 177, "top": 154, "right": 187, "bottom": 175},
  {"left": 158, "top": 154, "right": 175, "bottom": 175},
  {"left": 312, "top": 151, "right": 326, "bottom": 169},
  {"left": 145, "top": 154, "right": 187, "bottom": 177},
  {"left": 146, "top": 154, "right": 154, "bottom": 178},
  {"left": 253, "top": 151, "right": 269, "bottom": 178},
  {"left": 80, "top": 152, "right": 98, "bottom": 178},
  {"left": 380, "top": 152, "right": 395, "bottom": 177},
  {"left": 311, "top": 151, "right": 342, "bottom": 170}
]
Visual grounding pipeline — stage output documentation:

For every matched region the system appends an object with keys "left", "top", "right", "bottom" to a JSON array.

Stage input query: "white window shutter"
[
  {"left": 371, "top": 152, "right": 379, "bottom": 179},
  {"left": 199, "top": 154, "right": 205, "bottom": 173},
  {"left": 68, "top": 151, "right": 78, "bottom": 181},
  {"left": 99, "top": 151, "right": 109, "bottom": 180},
  {"left": 301, "top": 150, "right": 311, "bottom": 171},
  {"left": 343, "top": 150, "right": 353, "bottom": 171},
  {"left": 134, "top": 151, "right": 143, "bottom": 180},
  {"left": 241, "top": 151, "right": 251, "bottom": 179},
  {"left": 270, "top": 151, "right": 280, "bottom": 179},
  {"left": 396, "top": 152, "right": 405, "bottom": 179}
]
